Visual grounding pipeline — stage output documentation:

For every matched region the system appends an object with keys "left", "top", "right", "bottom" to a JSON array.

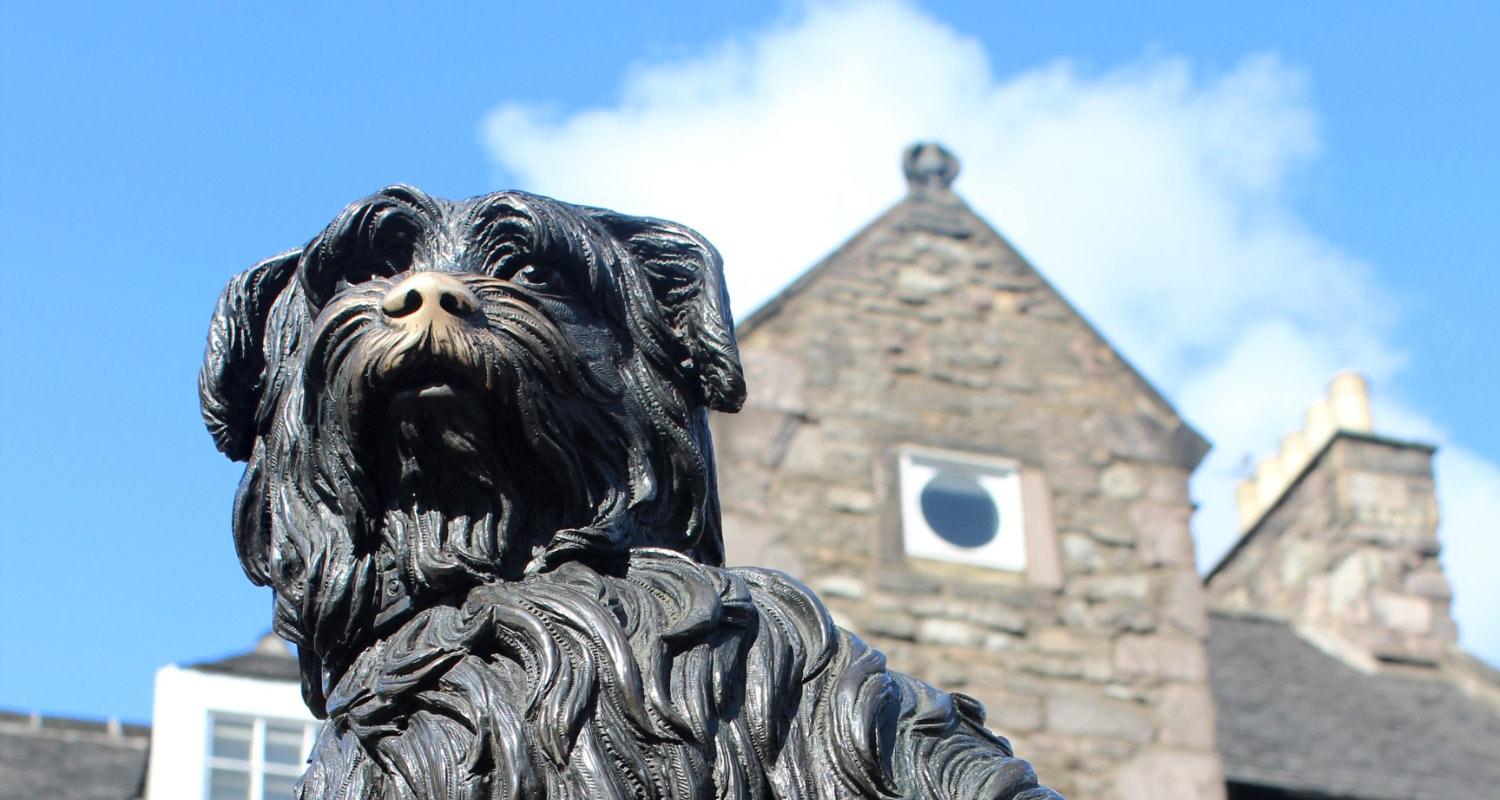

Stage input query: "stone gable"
[{"left": 712, "top": 144, "right": 1222, "bottom": 800}]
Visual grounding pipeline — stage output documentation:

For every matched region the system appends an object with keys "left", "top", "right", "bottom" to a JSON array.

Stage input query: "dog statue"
[{"left": 200, "top": 186, "right": 1061, "bottom": 800}]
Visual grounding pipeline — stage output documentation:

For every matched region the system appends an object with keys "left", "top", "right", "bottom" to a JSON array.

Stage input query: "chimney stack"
[
  {"left": 1211, "top": 373, "right": 1455, "bottom": 669},
  {"left": 1234, "top": 371, "right": 1373, "bottom": 531}
]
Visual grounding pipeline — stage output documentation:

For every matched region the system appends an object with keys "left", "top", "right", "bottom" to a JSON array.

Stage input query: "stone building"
[
  {"left": 714, "top": 143, "right": 1221, "bottom": 799},
  {"left": 712, "top": 143, "right": 1500, "bottom": 800},
  {"left": 1206, "top": 379, "right": 1500, "bottom": 799}
]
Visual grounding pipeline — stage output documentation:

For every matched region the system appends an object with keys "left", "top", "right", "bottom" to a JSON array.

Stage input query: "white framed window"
[
  {"left": 207, "top": 714, "right": 319, "bottom": 800},
  {"left": 898, "top": 446, "right": 1027, "bottom": 572},
  {"left": 147, "top": 648, "right": 321, "bottom": 800}
]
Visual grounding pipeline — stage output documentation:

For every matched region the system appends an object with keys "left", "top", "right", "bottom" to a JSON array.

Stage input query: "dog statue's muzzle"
[{"left": 380, "top": 271, "right": 480, "bottom": 333}]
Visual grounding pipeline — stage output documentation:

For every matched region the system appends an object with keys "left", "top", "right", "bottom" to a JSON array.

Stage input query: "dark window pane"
[
  {"left": 209, "top": 768, "right": 250, "bottom": 800},
  {"left": 262, "top": 772, "right": 299, "bottom": 799},
  {"left": 264, "top": 722, "right": 305, "bottom": 766},
  {"left": 919, "top": 472, "right": 999, "bottom": 548},
  {"left": 211, "top": 718, "right": 253, "bottom": 762}
]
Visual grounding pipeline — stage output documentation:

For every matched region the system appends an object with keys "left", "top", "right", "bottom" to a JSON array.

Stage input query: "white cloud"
[{"left": 483, "top": 0, "right": 1499, "bottom": 665}]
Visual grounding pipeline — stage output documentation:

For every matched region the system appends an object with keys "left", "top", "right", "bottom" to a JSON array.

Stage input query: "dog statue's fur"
[{"left": 200, "top": 186, "right": 1061, "bottom": 800}]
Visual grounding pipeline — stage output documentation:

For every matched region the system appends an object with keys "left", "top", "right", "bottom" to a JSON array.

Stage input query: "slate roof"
[
  {"left": 187, "top": 631, "right": 300, "bottom": 682},
  {"left": 0, "top": 711, "right": 149, "bottom": 800},
  {"left": 1208, "top": 611, "right": 1500, "bottom": 799}
]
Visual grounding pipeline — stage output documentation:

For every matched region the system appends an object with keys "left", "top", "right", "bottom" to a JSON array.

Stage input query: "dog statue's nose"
[{"left": 381, "top": 272, "right": 479, "bottom": 325}]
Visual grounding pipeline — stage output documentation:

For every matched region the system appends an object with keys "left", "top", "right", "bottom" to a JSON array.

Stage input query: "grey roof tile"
[
  {"left": 187, "top": 631, "right": 300, "bottom": 682},
  {"left": 1208, "top": 611, "right": 1500, "bottom": 800},
  {"left": 0, "top": 711, "right": 149, "bottom": 800},
  {"left": 187, "top": 651, "right": 300, "bottom": 682}
]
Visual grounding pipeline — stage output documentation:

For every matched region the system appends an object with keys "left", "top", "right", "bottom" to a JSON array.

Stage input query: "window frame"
[
  {"left": 896, "top": 445, "right": 1030, "bottom": 572},
  {"left": 206, "top": 713, "right": 318, "bottom": 800}
]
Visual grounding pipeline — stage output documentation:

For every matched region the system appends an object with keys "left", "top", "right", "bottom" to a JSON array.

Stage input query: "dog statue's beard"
[
  {"left": 374, "top": 386, "right": 512, "bottom": 598},
  {"left": 298, "top": 551, "right": 1052, "bottom": 800},
  {"left": 260, "top": 277, "right": 719, "bottom": 689}
]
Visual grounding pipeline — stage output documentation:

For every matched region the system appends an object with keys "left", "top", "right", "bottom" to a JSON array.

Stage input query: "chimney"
[
  {"left": 1210, "top": 373, "right": 1455, "bottom": 669},
  {"left": 1234, "top": 372, "right": 1374, "bottom": 530}
]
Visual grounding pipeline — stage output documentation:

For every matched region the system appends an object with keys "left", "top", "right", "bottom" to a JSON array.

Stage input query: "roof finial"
[{"left": 903, "top": 142, "right": 960, "bottom": 195}]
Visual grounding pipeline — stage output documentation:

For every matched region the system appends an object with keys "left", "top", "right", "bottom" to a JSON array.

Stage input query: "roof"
[
  {"left": 1207, "top": 611, "right": 1500, "bottom": 799},
  {"left": 734, "top": 143, "right": 1210, "bottom": 470},
  {"left": 0, "top": 711, "right": 149, "bottom": 800},
  {"left": 187, "top": 631, "right": 301, "bottom": 682}
]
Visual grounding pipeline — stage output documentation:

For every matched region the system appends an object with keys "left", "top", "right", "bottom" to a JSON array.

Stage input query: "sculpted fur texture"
[{"left": 200, "top": 186, "right": 1061, "bottom": 800}]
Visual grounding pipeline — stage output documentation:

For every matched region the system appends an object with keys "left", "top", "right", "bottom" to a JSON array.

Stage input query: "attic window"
[
  {"left": 207, "top": 714, "right": 318, "bottom": 800},
  {"left": 899, "top": 447, "right": 1027, "bottom": 571}
]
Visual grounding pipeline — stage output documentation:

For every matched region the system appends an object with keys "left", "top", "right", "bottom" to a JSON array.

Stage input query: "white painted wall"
[{"left": 144, "top": 666, "right": 315, "bottom": 800}]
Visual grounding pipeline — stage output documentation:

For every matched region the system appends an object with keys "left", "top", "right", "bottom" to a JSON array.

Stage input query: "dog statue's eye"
[
  {"left": 303, "top": 253, "right": 407, "bottom": 309},
  {"left": 510, "top": 263, "right": 571, "bottom": 294},
  {"left": 329, "top": 263, "right": 395, "bottom": 298}
]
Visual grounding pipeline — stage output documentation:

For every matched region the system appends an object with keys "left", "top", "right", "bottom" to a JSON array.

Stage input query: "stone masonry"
[
  {"left": 1203, "top": 386, "right": 1500, "bottom": 795},
  {"left": 711, "top": 145, "right": 1225, "bottom": 800},
  {"left": 1208, "top": 432, "right": 1457, "bottom": 670}
]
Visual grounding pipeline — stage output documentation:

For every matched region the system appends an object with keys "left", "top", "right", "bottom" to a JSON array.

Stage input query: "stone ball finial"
[{"left": 903, "top": 142, "right": 960, "bottom": 194}]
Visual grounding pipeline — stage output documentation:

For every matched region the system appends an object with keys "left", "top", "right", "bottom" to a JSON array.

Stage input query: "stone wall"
[
  {"left": 1207, "top": 433, "right": 1456, "bottom": 669},
  {"left": 712, "top": 174, "right": 1224, "bottom": 800}
]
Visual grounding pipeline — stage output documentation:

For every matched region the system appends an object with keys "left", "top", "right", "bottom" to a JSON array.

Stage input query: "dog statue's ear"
[
  {"left": 599, "top": 213, "right": 747, "bottom": 413},
  {"left": 200, "top": 249, "right": 301, "bottom": 460}
]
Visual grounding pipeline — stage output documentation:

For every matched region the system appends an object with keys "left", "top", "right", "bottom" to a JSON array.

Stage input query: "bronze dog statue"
[{"left": 200, "top": 186, "right": 1061, "bottom": 800}]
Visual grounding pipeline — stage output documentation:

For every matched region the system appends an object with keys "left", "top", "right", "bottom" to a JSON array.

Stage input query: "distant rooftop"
[
  {"left": 1208, "top": 611, "right": 1500, "bottom": 800},
  {"left": 0, "top": 710, "right": 149, "bottom": 800},
  {"left": 186, "top": 631, "right": 299, "bottom": 683}
]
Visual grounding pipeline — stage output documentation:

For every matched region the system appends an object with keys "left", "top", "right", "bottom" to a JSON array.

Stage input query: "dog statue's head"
[{"left": 200, "top": 186, "right": 744, "bottom": 707}]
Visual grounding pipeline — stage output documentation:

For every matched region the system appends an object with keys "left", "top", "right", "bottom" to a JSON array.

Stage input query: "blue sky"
[{"left": 2, "top": 1, "right": 1496, "bottom": 724}]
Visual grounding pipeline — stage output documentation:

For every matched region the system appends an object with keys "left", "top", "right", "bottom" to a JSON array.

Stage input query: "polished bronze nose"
[{"left": 381, "top": 272, "right": 479, "bottom": 326}]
